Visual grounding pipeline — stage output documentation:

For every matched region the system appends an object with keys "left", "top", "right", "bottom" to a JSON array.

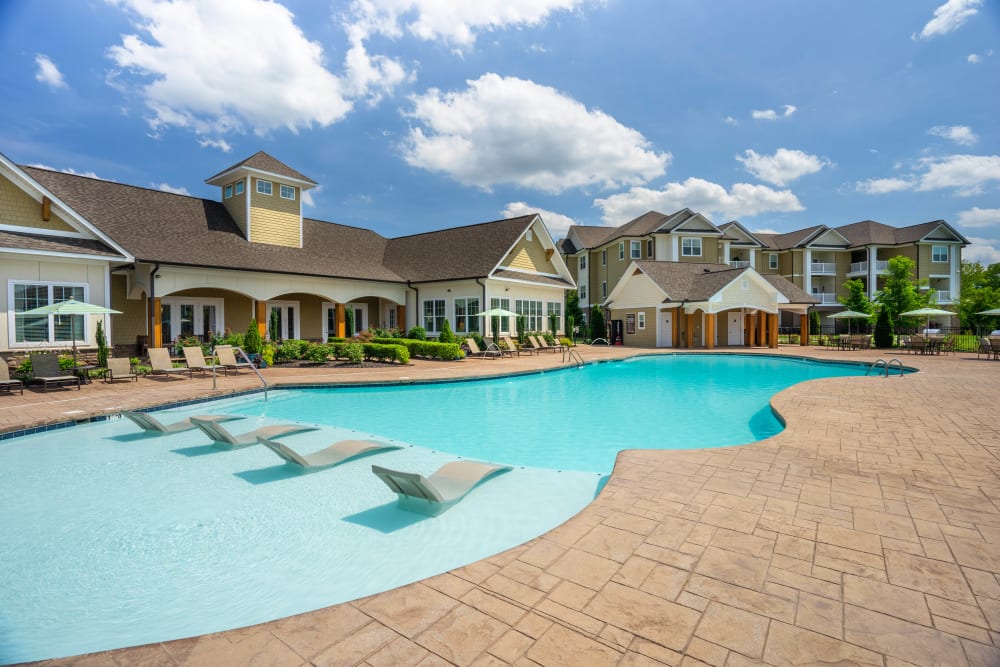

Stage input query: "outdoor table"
[{"left": 72, "top": 364, "right": 97, "bottom": 384}]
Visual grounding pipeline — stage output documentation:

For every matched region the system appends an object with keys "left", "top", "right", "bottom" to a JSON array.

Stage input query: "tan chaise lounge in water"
[
  {"left": 371, "top": 460, "right": 513, "bottom": 516},
  {"left": 190, "top": 416, "right": 318, "bottom": 449},
  {"left": 121, "top": 411, "right": 245, "bottom": 434},
  {"left": 256, "top": 436, "right": 402, "bottom": 472}
]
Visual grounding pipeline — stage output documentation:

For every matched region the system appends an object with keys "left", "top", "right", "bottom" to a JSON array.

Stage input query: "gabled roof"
[
  {"left": 383, "top": 215, "right": 538, "bottom": 282},
  {"left": 718, "top": 220, "right": 766, "bottom": 247},
  {"left": 204, "top": 151, "right": 317, "bottom": 187},
  {"left": 563, "top": 209, "right": 723, "bottom": 252},
  {"left": 565, "top": 224, "right": 617, "bottom": 251},
  {"left": 23, "top": 167, "right": 402, "bottom": 282},
  {"left": 765, "top": 225, "right": 827, "bottom": 250},
  {"left": 836, "top": 219, "right": 969, "bottom": 246},
  {"left": 760, "top": 274, "right": 816, "bottom": 303},
  {"left": 0, "top": 229, "right": 123, "bottom": 259}
]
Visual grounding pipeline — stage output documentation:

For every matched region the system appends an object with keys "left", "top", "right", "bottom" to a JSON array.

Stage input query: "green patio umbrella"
[
  {"left": 900, "top": 307, "right": 954, "bottom": 332},
  {"left": 21, "top": 298, "right": 122, "bottom": 366},
  {"left": 827, "top": 309, "right": 871, "bottom": 334},
  {"left": 476, "top": 307, "right": 518, "bottom": 341}
]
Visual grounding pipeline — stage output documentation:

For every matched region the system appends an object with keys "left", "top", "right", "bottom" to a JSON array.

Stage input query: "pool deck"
[{"left": 7, "top": 346, "right": 1000, "bottom": 667}]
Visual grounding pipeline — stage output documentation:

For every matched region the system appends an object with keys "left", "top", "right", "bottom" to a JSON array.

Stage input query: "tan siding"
[
  {"left": 249, "top": 177, "right": 301, "bottom": 247},
  {"left": 222, "top": 184, "right": 247, "bottom": 237},
  {"left": 0, "top": 175, "right": 76, "bottom": 232},
  {"left": 109, "top": 274, "right": 148, "bottom": 348},
  {"left": 615, "top": 307, "right": 656, "bottom": 347},
  {"left": 505, "top": 235, "right": 556, "bottom": 273}
]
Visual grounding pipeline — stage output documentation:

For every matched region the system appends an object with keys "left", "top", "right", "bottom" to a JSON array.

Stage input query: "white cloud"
[
  {"left": 402, "top": 74, "right": 670, "bottom": 193},
  {"left": 917, "top": 0, "right": 982, "bottom": 39},
  {"left": 751, "top": 105, "right": 796, "bottom": 121},
  {"left": 956, "top": 207, "right": 1000, "bottom": 228},
  {"left": 928, "top": 125, "right": 977, "bottom": 146},
  {"left": 968, "top": 53, "right": 981, "bottom": 63},
  {"left": 155, "top": 182, "right": 190, "bottom": 195},
  {"left": 964, "top": 237, "right": 1000, "bottom": 264},
  {"left": 593, "top": 178, "right": 804, "bottom": 224},
  {"left": 301, "top": 184, "right": 323, "bottom": 207},
  {"left": 502, "top": 202, "right": 577, "bottom": 239},
  {"left": 856, "top": 177, "right": 915, "bottom": 194},
  {"left": 108, "top": 0, "right": 356, "bottom": 137},
  {"left": 198, "top": 138, "right": 232, "bottom": 152},
  {"left": 751, "top": 227, "right": 781, "bottom": 235},
  {"left": 723, "top": 116, "right": 737, "bottom": 125},
  {"left": 34, "top": 54, "right": 67, "bottom": 89},
  {"left": 344, "top": 0, "right": 585, "bottom": 48},
  {"left": 917, "top": 154, "right": 1000, "bottom": 194},
  {"left": 736, "top": 148, "right": 830, "bottom": 186}
]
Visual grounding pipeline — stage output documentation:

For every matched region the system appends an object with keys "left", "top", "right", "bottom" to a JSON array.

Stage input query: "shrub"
[
  {"left": 371, "top": 337, "right": 461, "bottom": 360},
  {"left": 559, "top": 337, "right": 573, "bottom": 347},
  {"left": 809, "top": 310, "right": 821, "bottom": 335},
  {"left": 345, "top": 308, "right": 355, "bottom": 337},
  {"left": 344, "top": 342, "right": 364, "bottom": 364},
  {"left": 516, "top": 316, "right": 526, "bottom": 345},
  {"left": 305, "top": 343, "right": 331, "bottom": 363},
  {"left": 407, "top": 326, "right": 426, "bottom": 340},
  {"left": 469, "top": 331, "right": 485, "bottom": 351},
  {"left": 260, "top": 342, "right": 275, "bottom": 367},
  {"left": 275, "top": 339, "right": 310, "bottom": 361},
  {"left": 244, "top": 319, "right": 263, "bottom": 355},
  {"left": 363, "top": 343, "right": 410, "bottom": 364},
  {"left": 589, "top": 306, "right": 606, "bottom": 341},
  {"left": 96, "top": 320, "right": 109, "bottom": 368},
  {"left": 438, "top": 318, "right": 455, "bottom": 344},
  {"left": 874, "top": 308, "right": 894, "bottom": 348}
]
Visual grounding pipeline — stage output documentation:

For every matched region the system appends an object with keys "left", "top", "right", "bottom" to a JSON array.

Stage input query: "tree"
[
  {"left": 345, "top": 308, "right": 355, "bottom": 337},
  {"left": 268, "top": 309, "right": 281, "bottom": 341},
  {"left": 244, "top": 319, "right": 263, "bottom": 355},
  {"left": 873, "top": 307, "right": 894, "bottom": 348},
  {"left": 876, "top": 256, "right": 929, "bottom": 328},
  {"left": 838, "top": 278, "right": 874, "bottom": 333},
  {"left": 809, "top": 310, "right": 821, "bottom": 335},
  {"left": 565, "top": 290, "right": 585, "bottom": 333},
  {"left": 957, "top": 260, "right": 1000, "bottom": 332},
  {"left": 95, "top": 320, "right": 109, "bottom": 368},
  {"left": 589, "top": 305, "right": 606, "bottom": 341},
  {"left": 438, "top": 318, "right": 455, "bottom": 343}
]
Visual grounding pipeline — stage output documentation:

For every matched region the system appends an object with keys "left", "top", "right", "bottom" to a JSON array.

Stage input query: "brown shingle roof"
[
  {"left": 626, "top": 261, "right": 816, "bottom": 304},
  {"left": 836, "top": 219, "right": 967, "bottom": 246},
  {"left": 0, "top": 229, "right": 124, "bottom": 258},
  {"left": 761, "top": 274, "right": 817, "bottom": 304},
  {"left": 23, "top": 167, "right": 402, "bottom": 282},
  {"left": 205, "top": 151, "right": 316, "bottom": 185},
  {"left": 568, "top": 224, "right": 617, "bottom": 250},
  {"left": 767, "top": 225, "right": 826, "bottom": 249},
  {"left": 383, "top": 216, "right": 535, "bottom": 282}
]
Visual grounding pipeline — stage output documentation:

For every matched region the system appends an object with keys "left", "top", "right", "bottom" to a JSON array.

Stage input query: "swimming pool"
[{"left": 0, "top": 354, "right": 869, "bottom": 662}]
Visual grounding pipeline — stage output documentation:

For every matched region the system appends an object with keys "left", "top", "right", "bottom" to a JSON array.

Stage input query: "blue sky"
[{"left": 2, "top": 0, "right": 998, "bottom": 261}]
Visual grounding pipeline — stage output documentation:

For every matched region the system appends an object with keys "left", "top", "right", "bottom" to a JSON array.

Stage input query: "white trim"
[
  {"left": 7, "top": 279, "right": 90, "bottom": 348},
  {"left": 264, "top": 300, "right": 300, "bottom": 340},
  {"left": 256, "top": 179, "right": 273, "bottom": 196},
  {"left": 159, "top": 296, "right": 226, "bottom": 342},
  {"left": 494, "top": 266, "right": 565, "bottom": 279},
  {"left": 206, "top": 165, "right": 316, "bottom": 189},
  {"left": 0, "top": 247, "right": 125, "bottom": 262},
  {"left": 0, "top": 222, "right": 92, "bottom": 240},
  {"left": 279, "top": 184, "right": 296, "bottom": 200}
]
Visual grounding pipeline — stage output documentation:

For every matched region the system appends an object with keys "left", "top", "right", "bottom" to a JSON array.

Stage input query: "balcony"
[
  {"left": 932, "top": 290, "right": 952, "bottom": 303},
  {"left": 809, "top": 262, "right": 836, "bottom": 275},
  {"left": 847, "top": 260, "right": 888, "bottom": 275},
  {"left": 812, "top": 293, "right": 839, "bottom": 304},
  {"left": 729, "top": 260, "right": 750, "bottom": 269}
]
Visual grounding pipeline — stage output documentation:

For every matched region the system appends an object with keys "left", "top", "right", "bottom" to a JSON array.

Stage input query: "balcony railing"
[
  {"left": 809, "top": 262, "right": 836, "bottom": 275},
  {"left": 848, "top": 260, "right": 889, "bottom": 274},
  {"left": 932, "top": 290, "right": 951, "bottom": 303},
  {"left": 729, "top": 260, "right": 750, "bottom": 268},
  {"left": 812, "top": 293, "right": 839, "bottom": 304}
]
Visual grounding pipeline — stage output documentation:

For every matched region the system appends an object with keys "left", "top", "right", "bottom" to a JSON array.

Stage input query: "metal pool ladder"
[
  {"left": 562, "top": 347, "right": 584, "bottom": 367},
  {"left": 237, "top": 346, "right": 270, "bottom": 399},
  {"left": 866, "top": 358, "right": 904, "bottom": 377}
]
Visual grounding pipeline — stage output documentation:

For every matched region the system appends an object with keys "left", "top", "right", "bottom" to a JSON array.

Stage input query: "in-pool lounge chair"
[
  {"left": 148, "top": 347, "right": 192, "bottom": 379},
  {"left": 122, "top": 411, "right": 244, "bottom": 434},
  {"left": 104, "top": 357, "right": 138, "bottom": 383},
  {"left": 182, "top": 346, "right": 219, "bottom": 375},
  {"left": 190, "top": 416, "right": 319, "bottom": 449},
  {"left": 257, "top": 436, "right": 402, "bottom": 472},
  {"left": 465, "top": 338, "right": 501, "bottom": 359},
  {"left": 29, "top": 353, "right": 81, "bottom": 391},
  {"left": 1, "top": 359, "right": 24, "bottom": 395},
  {"left": 215, "top": 346, "right": 255, "bottom": 373},
  {"left": 372, "top": 460, "right": 513, "bottom": 516}
]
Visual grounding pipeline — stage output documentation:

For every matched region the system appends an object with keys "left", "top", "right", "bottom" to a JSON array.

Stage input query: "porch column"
[
  {"left": 745, "top": 313, "right": 753, "bottom": 347},
  {"left": 151, "top": 297, "right": 162, "bottom": 349},
  {"left": 396, "top": 305, "right": 406, "bottom": 332},
  {"left": 705, "top": 313, "right": 716, "bottom": 349},
  {"left": 335, "top": 303, "right": 346, "bottom": 338},
  {"left": 672, "top": 309, "right": 679, "bottom": 348},
  {"left": 769, "top": 313, "right": 779, "bottom": 348},
  {"left": 685, "top": 312, "right": 694, "bottom": 348},
  {"left": 800, "top": 313, "right": 809, "bottom": 345},
  {"left": 254, "top": 301, "right": 267, "bottom": 338},
  {"left": 760, "top": 313, "right": 769, "bottom": 347}
]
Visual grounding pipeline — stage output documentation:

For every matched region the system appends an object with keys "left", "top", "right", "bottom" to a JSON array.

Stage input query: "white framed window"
[
  {"left": 387, "top": 306, "right": 397, "bottom": 330},
  {"left": 454, "top": 297, "right": 480, "bottom": 333},
  {"left": 638, "top": 312, "right": 646, "bottom": 330},
  {"left": 256, "top": 179, "right": 273, "bottom": 195},
  {"left": 9, "top": 281, "right": 87, "bottom": 346},
  {"left": 526, "top": 229, "right": 533, "bottom": 241},
  {"left": 601, "top": 281, "right": 607, "bottom": 298},
  {"left": 279, "top": 184, "right": 295, "bottom": 200},
  {"left": 601, "top": 249, "right": 607, "bottom": 266},
  {"left": 769, "top": 253, "right": 778, "bottom": 270},
  {"left": 932, "top": 245, "right": 948, "bottom": 263},
  {"left": 234, "top": 179, "right": 244, "bottom": 195},
  {"left": 579, "top": 255, "right": 586, "bottom": 270},
  {"left": 579, "top": 284, "right": 587, "bottom": 300},
  {"left": 618, "top": 241, "right": 625, "bottom": 260},
  {"left": 422, "top": 299, "right": 446, "bottom": 333},
  {"left": 546, "top": 301, "right": 562, "bottom": 332},
  {"left": 224, "top": 184, "right": 233, "bottom": 199},
  {"left": 265, "top": 300, "right": 298, "bottom": 340},
  {"left": 516, "top": 299, "right": 544, "bottom": 331},
  {"left": 160, "top": 296, "right": 225, "bottom": 342},
  {"left": 630, "top": 240, "right": 641, "bottom": 259},
  {"left": 647, "top": 239, "right": 654, "bottom": 258},
  {"left": 681, "top": 237, "right": 702, "bottom": 256},
  {"left": 490, "top": 297, "right": 511, "bottom": 334}
]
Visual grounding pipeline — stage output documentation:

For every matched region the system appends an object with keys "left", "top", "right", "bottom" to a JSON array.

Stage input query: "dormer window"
[
  {"left": 280, "top": 184, "right": 295, "bottom": 200},
  {"left": 224, "top": 184, "right": 233, "bottom": 199},
  {"left": 235, "top": 180, "right": 244, "bottom": 195},
  {"left": 525, "top": 229, "right": 533, "bottom": 241},
  {"left": 257, "top": 180, "right": 273, "bottom": 195}
]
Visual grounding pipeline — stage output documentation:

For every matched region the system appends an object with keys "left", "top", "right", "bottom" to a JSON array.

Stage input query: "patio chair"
[
  {"left": 257, "top": 436, "right": 402, "bottom": 472},
  {"left": 909, "top": 336, "right": 927, "bottom": 355},
  {"left": 990, "top": 337, "right": 1000, "bottom": 361},
  {"left": 939, "top": 336, "right": 957, "bottom": 356},
  {"left": 182, "top": 346, "right": 220, "bottom": 375},
  {"left": 0, "top": 359, "right": 24, "bottom": 395},
  {"left": 189, "top": 416, "right": 319, "bottom": 450},
  {"left": 502, "top": 335, "right": 533, "bottom": 356},
  {"left": 104, "top": 357, "right": 138, "bottom": 382},
  {"left": 28, "top": 353, "right": 81, "bottom": 391},
  {"left": 526, "top": 335, "right": 555, "bottom": 353},
  {"left": 464, "top": 338, "right": 501, "bottom": 359},
  {"left": 215, "top": 345, "right": 254, "bottom": 373},
  {"left": 372, "top": 460, "right": 513, "bottom": 516},
  {"left": 148, "top": 347, "right": 192, "bottom": 379},
  {"left": 977, "top": 337, "right": 993, "bottom": 360},
  {"left": 121, "top": 411, "right": 244, "bottom": 434}
]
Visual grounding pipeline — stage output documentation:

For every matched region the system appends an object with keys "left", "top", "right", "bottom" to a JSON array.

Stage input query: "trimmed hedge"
[
  {"left": 364, "top": 343, "right": 410, "bottom": 364},
  {"left": 371, "top": 337, "right": 462, "bottom": 361}
]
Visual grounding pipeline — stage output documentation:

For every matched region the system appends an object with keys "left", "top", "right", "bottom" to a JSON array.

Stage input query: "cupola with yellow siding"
[{"left": 204, "top": 151, "right": 316, "bottom": 248}]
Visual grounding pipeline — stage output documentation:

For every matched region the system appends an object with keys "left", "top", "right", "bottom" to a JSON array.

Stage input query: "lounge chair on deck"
[
  {"left": 183, "top": 346, "right": 219, "bottom": 375},
  {"left": 257, "top": 436, "right": 402, "bottom": 472},
  {"left": 121, "top": 411, "right": 244, "bottom": 434},
  {"left": 977, "top": 337, "right": 993, "bottom": 360},
  {"left": 215, "top": 345, "right": 255, "bottom": 373},
  {"left": 104, "top": 357, "right": 138, "bottom": 382},
  {"left": 1, "top": 359, "right": 23, "bottom": 395},
  {"left": 148, "top": 347, "right": 192, "bottom": 379},
  {"left": 529, "top": 335, "right": 561, "bottom": 353},
  {"left": 190, "top": 416, "right": 319, "bottom": 449},
  {"left": 465, "top": 338, "right": 501, "bottom": 359},
  {"left": 372, "top": 460, "right": 513, "bottom": 516},
  {"left": 501, "top": 335, "right": 532, "bottom": 356},
  {"left": 28, "top": 353, "right": 81, "bottom": 391}
]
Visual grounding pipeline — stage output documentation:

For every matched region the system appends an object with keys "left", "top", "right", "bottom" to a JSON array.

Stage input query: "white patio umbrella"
[
  {"left": 827, "top": 309, "right": 871, "bottom": 334},
  {"left": 900, "top": 307, "right": 954, "bottom": 332},
  {"left": 21, "top": 298, "right": 122, "bottom": 366},
  {"left": 976, "top": 307, "right": 1000, "bottom": 316},
  {"left": 476, "top": 307, "right": 518, "bottom": 338}
]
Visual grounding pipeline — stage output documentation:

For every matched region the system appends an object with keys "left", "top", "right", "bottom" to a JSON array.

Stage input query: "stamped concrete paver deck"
[{"left": 7, "top": 346, "right": 1000, "bottom": 666}]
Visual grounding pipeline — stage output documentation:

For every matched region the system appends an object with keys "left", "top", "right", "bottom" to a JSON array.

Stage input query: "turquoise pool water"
[{"left": 0, "top": 354, "right": 868, "bottom": 662}]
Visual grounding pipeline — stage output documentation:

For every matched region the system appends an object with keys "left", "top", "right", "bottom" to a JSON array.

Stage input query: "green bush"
[
  {"left": 363, "top": 343, "right": 410, "bottom": 364},
  {"left": 275, "top": 339, "right": 310, "bottom": 361},
  {"left": 244, "top": 319, "right": 263, "bottom": 355},
  {"left": 345, "top": 342, "right": 364, "bottom": 364},
  {"left": 874, "top": 308, "right": 894, "bottom": 348},
  {"left": 589, "top": 306, "right": 606, "bottom": 340},
  {"left": 406, "top": 326, "right": 426, "bottom": 340},
  {"left": 371, "top": 337, "right": 461, "bottom": 360},
  {"left": 559, "top": 337, "right": 573, "bottom": 347},
  {"left": 96, "top": 320, "right": 109, "bottom": 368},
  {"left": 438, "top": 318, "right": 455, "bottom": 344},
  {"left": 469, "top": 331, "right": 485, "bottom": 351},
  {"left": 305, "top": 343, "right": 331, "bottom": 363},
  {"left": 261, "top": 342, "right": 275, "bottom": 367},
  {"left": 516, "top": 315, "right": 526, "bottom": 344}
]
